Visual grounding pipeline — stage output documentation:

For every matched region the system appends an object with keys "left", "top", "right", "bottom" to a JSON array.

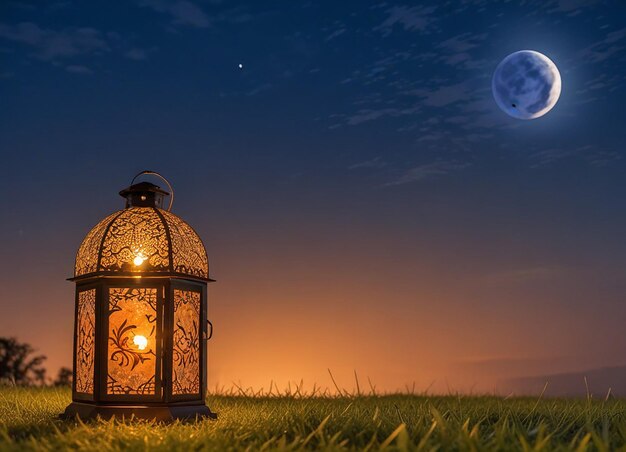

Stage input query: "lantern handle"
[
  {"left": 130, "top": 170, "right": 174, "bottom": 211},
  {"left": 205, "top": 320, "right": 213, "bottom": 341}
]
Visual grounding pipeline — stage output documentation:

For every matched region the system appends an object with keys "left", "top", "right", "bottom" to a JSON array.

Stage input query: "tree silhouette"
[
  {"left": 0, "top": 337, "right": 47, "bottom": 386},
  {"left": 54, "top": 367, "right": 73, "bottom": 387}
]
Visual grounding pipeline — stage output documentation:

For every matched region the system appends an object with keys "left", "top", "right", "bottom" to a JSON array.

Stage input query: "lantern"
[{"left": 62, "top": 171, "right": 216, "bottom": 420}]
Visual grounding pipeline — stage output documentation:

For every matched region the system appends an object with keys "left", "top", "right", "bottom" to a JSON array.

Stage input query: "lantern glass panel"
[
  {"left": 107, "top": 287, "right": 158, "bottom": 395},
  {"left": 75, "top": 289, "right": 96, "bottom": 395},
  {"left": 172, "top": 289, "right": 201, "bottom": 395}
]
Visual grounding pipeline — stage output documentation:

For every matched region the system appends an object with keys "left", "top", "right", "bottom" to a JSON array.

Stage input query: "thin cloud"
[
  {"left": 546, "top": 0, "right": 601, "bottom": 13},
  {"left": 530, "top": 145, "right": 622, "bottom": 168},
  {"left": 325, "top": 27, "right": 346, "bottom": 42},
  {"left": 65, "top": 64, "right": 92, "bottom": 74},
  {"left": 576, "top": 27, "right": 626, "bottom": 63},
  {"left": 349, "top": 157, "right": 386, "bottom": 170},
  {"left": 341, "top": 106, "right": 421, "bottom": 126},
  {"left": 437, "top": 32, "right": 487, "bottom": 53},
  {"left": 138, "top": 0, "right": 211, "bottom": 28},
  {"left": 436, "top": 32, "right": 488, "bottom": 68},
  {"left": 246, "top": 83, "right": 273, "bottom": 96},
  {"left": 124, "top": 47, "right": 149, "bottom": 60},
  {"left": 408, "top": 82, "right": 469, "bottom": 107},
  {"left": 385, "top": 160, "right": 470, "bottom": 186},
  {"left": 480, "top": 266, "right": 567, "bottom": 286},
  {"left": 0, "top": 22, "right": 109, "bottom": 61},
  {"left": 374, "top": 5, "right": 437, "bottom": 37}
]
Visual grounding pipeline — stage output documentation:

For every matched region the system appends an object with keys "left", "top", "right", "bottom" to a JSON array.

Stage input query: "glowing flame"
[
  {"left": 133, "top": 255, "right": 145, "bottom": 266},
  {"left": 133, "top": 335, "right": 148, "bottom": 350}
]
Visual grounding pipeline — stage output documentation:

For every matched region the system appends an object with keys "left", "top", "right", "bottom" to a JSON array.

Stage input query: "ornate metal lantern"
[{"left": 63, "top": 171, "right": 216, "bottom": 420}]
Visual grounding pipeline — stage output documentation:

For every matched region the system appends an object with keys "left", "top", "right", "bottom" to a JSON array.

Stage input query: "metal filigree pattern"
[
  {"left": 74, "top": 207, "right": 208, "bottom": 279},
  {"left": 75, "top": 289, "right": 96, "bottom": 394},
  {"left": 100, "top": 208, "right": 170, "bottom": 273},
  {"left": 172, "top": 289, "right": 201, "bottom": 395},
  {"left": 107, "top": 288, "right": 157, "bottom": 395},
  {"left": 161, "top": 210, "right": 209, "bottom": 278},
  {"left": 75, "top": 212, "right": 119, "bottom": 276}
]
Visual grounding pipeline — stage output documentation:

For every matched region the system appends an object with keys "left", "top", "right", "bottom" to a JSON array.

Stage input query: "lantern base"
[{"left": 61, "top": 402, "right": 217, "bottom": 421}]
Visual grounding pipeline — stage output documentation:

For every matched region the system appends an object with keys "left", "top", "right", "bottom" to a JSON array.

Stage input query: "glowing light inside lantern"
[
  {"left": 133, "top": 335, "right": 148, "bottom": 350},
  {"left": 133, "top": 255, "right": 145, "bottom": 266}
]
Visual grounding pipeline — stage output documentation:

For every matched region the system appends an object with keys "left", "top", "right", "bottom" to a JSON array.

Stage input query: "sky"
[{"left": 1, "top": 0, "right": 625, "bottom": 395}]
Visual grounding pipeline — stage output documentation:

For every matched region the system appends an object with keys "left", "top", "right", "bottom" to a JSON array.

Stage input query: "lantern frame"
[{"left": 63, "top": 175, "right": 216, "bottom": 421}]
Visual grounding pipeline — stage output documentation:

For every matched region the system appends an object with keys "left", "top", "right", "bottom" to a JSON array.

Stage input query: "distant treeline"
[{"left": 0, "top": 337, "right": 71, "bottom": 387}]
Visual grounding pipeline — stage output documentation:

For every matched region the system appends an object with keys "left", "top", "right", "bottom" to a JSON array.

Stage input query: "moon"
[{"left": 492, "top": 50, "right": 561, "bottom": 120}]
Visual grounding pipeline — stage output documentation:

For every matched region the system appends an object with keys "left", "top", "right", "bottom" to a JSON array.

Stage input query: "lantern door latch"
[{"left": 204, "top": 320, "right": 214, "bottom": 341}]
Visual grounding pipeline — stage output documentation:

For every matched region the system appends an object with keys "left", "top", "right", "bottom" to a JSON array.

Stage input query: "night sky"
[{"left": 1, "top": 0, "right": 625, "bottom": 394}]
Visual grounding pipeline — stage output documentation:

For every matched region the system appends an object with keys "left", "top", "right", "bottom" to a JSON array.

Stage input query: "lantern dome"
[{"left": 74, "top": 185, "right": 209, "bottom": 280}]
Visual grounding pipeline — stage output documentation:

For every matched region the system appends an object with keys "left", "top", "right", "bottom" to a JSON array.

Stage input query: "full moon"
[{"left": 492, "top": 50, "right": 561, "bottom": 120}]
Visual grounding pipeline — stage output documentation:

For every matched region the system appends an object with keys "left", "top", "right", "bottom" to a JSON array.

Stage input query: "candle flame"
[{"left": 133, "top": 335, "right": 148, "bottom": 350}]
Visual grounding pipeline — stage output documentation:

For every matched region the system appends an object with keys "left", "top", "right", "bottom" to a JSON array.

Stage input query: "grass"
[{"left": 0, "top": 386, "right": 625, "bottom": 451}]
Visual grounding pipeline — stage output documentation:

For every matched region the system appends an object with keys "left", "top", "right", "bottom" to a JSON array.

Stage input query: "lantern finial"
[
  {"left": 119, "top": 181, "right": 169, "bottom": 209},
  {"left": 120, "top": 170, "right": 175, "bottom": 210}
]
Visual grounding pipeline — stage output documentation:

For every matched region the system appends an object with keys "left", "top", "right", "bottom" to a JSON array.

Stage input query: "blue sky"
[{"left": 1, "top": 0, "right": 625, "bottom": 392}]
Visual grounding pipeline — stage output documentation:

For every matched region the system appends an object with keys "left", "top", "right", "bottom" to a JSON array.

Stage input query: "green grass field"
[{"left": 0, "top": 387, "right": 625, "bottom": 451}]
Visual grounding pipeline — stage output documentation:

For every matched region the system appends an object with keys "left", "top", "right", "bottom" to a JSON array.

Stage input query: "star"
[{"left": 238, "top": 63, "right": 243, "bottom": 69}]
